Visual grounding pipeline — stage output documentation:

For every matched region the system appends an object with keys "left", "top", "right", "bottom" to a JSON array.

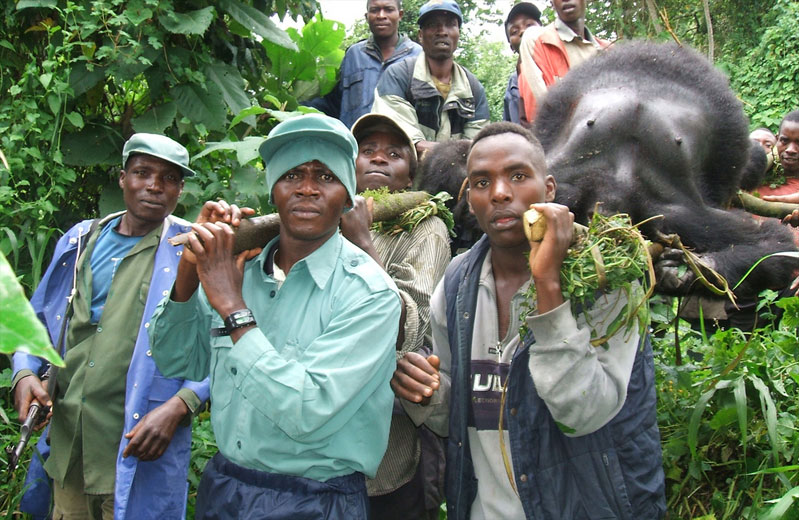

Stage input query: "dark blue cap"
[{"left": 418, "top": 0, "right": 463, "bottom": 26}]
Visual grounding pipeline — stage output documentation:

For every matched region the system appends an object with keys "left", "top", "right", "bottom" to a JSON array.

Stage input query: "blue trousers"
[{"left": 196, "top": 452, "right": 368, "bottom": 519}]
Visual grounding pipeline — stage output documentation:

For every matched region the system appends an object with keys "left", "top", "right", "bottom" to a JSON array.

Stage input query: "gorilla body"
[
  {"left": 415, "top": 139, "right": 482, "bottom": 254},
  {"left": 535, "top": 41, "right": 797, "bottom": 298}
]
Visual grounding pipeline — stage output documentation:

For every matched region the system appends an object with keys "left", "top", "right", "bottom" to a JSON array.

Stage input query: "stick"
[
  {"left": 731, "top": 191, "right": 799, "bottom": 219},
  {"left": 168, "top": 191, "right": 433, "bottom": 254}
]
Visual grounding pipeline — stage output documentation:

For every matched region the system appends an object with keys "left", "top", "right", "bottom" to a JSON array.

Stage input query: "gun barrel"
[{"left": 6, "top": 403, "right": 41, "bottom": 473}]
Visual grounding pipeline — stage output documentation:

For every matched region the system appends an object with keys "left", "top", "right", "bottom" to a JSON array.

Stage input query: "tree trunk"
[
  {"left": 645, "top": 0, "right": 663, "bottom": 33},
  {"left": 702, "top": 0, "right": 714, "bottom": 61}
]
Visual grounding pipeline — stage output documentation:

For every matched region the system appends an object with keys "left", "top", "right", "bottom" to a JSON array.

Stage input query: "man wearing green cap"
[
  {"left": 149, "top": 114, "right": 402, "bottom": 519},
  {"left": 12, "top": 133, "right": 209, "bottom": 519}
]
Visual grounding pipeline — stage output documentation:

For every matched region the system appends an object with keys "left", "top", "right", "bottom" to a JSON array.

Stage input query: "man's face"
[
  {"left": 418, "top": 12, "right": 460, "bottom": 61},
  {"left": 507, "top": 14, "right": 540, "bottom": 53},
  {"left": 356, "top": 130, "right": 413, "bottom": 193},
  {"left": 119, "top": 154, "right": 183, "bottom": 230},
  {"left": 777, "top": 121, "right": 799, "bottom": 175},
  {"left": 366, "top": 0, "right": 402, "bottom": 40},
  {"left": 750, "top": 129, "right": 776, "bottom": 154},
  {"left": 553, "top": 0, "right": 586, "bottom": 24},
  {"left": 272, "top": 160, "right": 351, "bottom": 244},
  {"left": 467, "top": 133, "right": 555, "bottom": 250}
]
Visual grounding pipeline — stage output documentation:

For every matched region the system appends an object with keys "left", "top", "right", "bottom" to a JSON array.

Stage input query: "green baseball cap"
[
  {"left": 259, "top": 114, "right": 358, "bottom": 205},
  {"left": 122, "top": 133, "right": 196, "bottom": 177}
]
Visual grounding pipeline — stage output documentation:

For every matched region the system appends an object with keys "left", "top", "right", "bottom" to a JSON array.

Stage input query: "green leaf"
[
  {"left": 0, "top": 252, "right": 64, "bottom": 366},
  {"left": 751, "top": 375, "right": 782, "bottom": 462},
  {"left": 220, "top": 0, "right": 298, "bottom": 51},
  {"left": 16, "top": 0, "right": 57, "bottom": 9},
  {"left": 193, "top": 137, "right": 266, "bottom": 166},
  {"left": 230, "top": 106, "right": 267, "bottom": 129},
  {"left": 204, "top": 62, "right": 253, "bottom": 125},
  {"left": 0, "top": 40, "right": 16, "bottom": 52},
  {"left": 39, "top": 73, "right": 53, "bottom": 89},
  {"left": 61, "top": 127, "right": 120, "bottom": 167},
  {"left": 158, "top": 6, "right": 215, "bottom": 35},
  {"left": 174, "top": 83, "right": 228, "bottom": 132},
  {"left": 69, "top": 62, "right": 106, "bottom": 97},
  {"left": 47, "top": 94, "right": 60, "bottom": 116},
  {"left": 688, "top": 383, "right": 725, "bottom": 459},
  {"left": 131, "top": 102, "right": 177, "bottom": 134},
  {"left": 733, "top": 376, "right": 748, "bottom": 457},
  {"left": 759, "top": 485, "right": 799, "bottom": 520},
  {"left": 124, "top": 4, "right": 153, "bottom": 26},
  {"left": 66, "top": 112, "right": 84, "bottom": 129}
]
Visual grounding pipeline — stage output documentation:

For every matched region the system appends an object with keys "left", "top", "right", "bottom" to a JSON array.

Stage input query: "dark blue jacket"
[
  {"left": 442, "top": 236, "right": 666, "bottom": 520},
  {"left": 503, "top": 70, "right": 521, "bottom": 124},
  {"left": 305, "top": 35, "right": 421, "bottom": 128}
]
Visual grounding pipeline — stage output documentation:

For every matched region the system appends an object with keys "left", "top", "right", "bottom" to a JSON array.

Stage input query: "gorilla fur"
[
  {"left": 534, "top": 41, "right": 798, "bottom": 298},
  {"left": 415, "top": 139, "right": 482, "bottom": 253}
]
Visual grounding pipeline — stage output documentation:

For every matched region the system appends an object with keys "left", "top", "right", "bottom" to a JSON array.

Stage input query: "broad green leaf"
[
  {"left": 205, "top": 62, "right": 253, "bottom": 126},
  {"left": 759, "top": 485, "right": 799, "bottom": 520},
  {"left": 124, "top": 4, "right": 153, "bottom": 26},
  {"left": 230, "top": 106, "right": 267, "bottom": 129},
  {"left": 61, "top": 127, "right": 120, "bottom": 167},
  {"left": 193, "top": 137, "right": 266, "bottom": 166},
  {"left": 69, "top": 63, "right": 106, "bottom": 97},
  {"left": 297, "top": 15, "right": 345, "bottom": 57},
  {"left": 688, "top": 380, "right": 731, "bottom": 459},
  {"left": 174, "top": 83, "right": 227, "bottom": 132},
  {"left": 66, "top": 112, "right": 84, "bottom": 129},
  {"left": 39, "top": 73, "right": 53, "bottom": 89},
  {"left": 0, "top": 252, "right": 64, "bottom": 367},
  {"left": 708, "top": 406, "right": 738, "bottom": 430},
  {"left": 131, "top": 102, "right": 177, "bottom": 134},
  {"left": 221, "top": 0, "right": 297, "bottom": 51},
  {"left": 0, "top": 40, "right": 15, "bottom": 52},
  {"left": 16, "top": 0, "right": 57, "bottom": 9},
  {"left": 47, "top": 94, "right": 60, "bottom": 116},
  {"left": 158, "top": 6, "right": 215, "bottom": 35}
]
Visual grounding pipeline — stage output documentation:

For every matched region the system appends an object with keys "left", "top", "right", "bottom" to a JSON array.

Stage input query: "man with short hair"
[
  {"left": 148, "top": 114, "right": 402, "bottom": 519},
  {"left": 392, "top": 123, "right": 666, "bottom": 519},
  {"left": 750, "top": 127, "right": 777, "bottom": 155},
  {"left": 341, "top": 113, "right": 451, "bottom": 519},
  {"left": 305, "top": 0, "right": 421, "bottom": 128},
  {"left": 756, "top": 110, "right": 799, "bottom": 225},
  {"left": 13, "top": 133, "right": 209, "bottom": 519},
  {"left": 502, "top": 2, "right": 542, "bottom": 124},
  {"left": 518, "top": 0, "right": 608, "bottom": 121},
  {"left": 372, "top": 0, "right": 489, "bottom": 158}
]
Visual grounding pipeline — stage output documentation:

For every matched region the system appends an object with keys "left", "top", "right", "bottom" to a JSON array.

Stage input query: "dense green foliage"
[{"left": 3, "top": 0, "right": 799, "bottom": 517}]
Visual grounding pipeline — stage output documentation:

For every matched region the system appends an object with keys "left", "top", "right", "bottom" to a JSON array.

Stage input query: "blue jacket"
[
  {"left": 503, "top": 70, "right": 521, "bottom": 124},
  {"left": 13, "top": 214, "right": 210, "bottom": 520},
  {"left": 305, "top": 35, "right": 421, "bottom": 128},
  {"left": 441, "top": 236, "right": 666, "bottom": 520}
]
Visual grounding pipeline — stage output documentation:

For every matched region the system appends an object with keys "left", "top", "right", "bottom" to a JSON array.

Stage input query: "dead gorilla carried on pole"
[{"left": 535, "top": 41, "right": 798, "bottom": 299}]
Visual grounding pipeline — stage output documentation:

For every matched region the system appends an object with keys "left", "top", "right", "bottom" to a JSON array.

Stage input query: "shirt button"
[
  {"left": 162, "top": 290, "right": 169, "bottom": 296},
  {"left": 97, "top": 326, "right": 103, "bottom": 333},
  {"left": 350, "top": 260, "right": 358, "bottom": 267},
  {"left": 510, "top": 408, "right": 518, "bottom": 416},
  {"left": 146, "top": 350, "right": 152, "bottom": 357},
  {"left": 56, "top": 315, "right": 62, "bottom": 321},
  {"left": 231, "top": 367, "right": 237, "bottom": 375},
  {"left": 463, "top": 312, "right": 470, "bottom": 320},
  {"left": 457, "top": 441, "right": 462, "bottom": 447},
  {"left": 270, "top": 290, "right": 276, "bottom": 298},
  {"left": 88, "top": 361, "right": 95, "bottom": 367},
  {"left": 237, "top": 440, "right": 242, "bottom": 449},
  {"left": 519, "top": 474, "right": 528, "bottom": 483},
  {"left": 133, "top": 413, "right": 140, "bottom": 420},
  {"left": 69, "top": 237, "right": 77, "bottom": 244},
  {"left": 164, "top": 267, "right": 170, "bottom": 272},
  {"left": 177, "top": 251, "right": 182, "bottom": 256}
]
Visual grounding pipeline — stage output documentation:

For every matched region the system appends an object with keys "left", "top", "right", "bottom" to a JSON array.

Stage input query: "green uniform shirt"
[{"left": 44, "top": 223, "right": 158, "bottom": 493}]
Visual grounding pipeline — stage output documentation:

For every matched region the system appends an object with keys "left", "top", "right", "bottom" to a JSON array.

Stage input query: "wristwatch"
[{"left": 210, "top": 309, "right": 257, "bottom": 337}]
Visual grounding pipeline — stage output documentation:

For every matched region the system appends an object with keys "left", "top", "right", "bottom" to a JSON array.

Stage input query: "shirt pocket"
[
  {"left": 210, "top": 337, "right": 234, "bottom": 411},
  {"left": 342, "top": 69, "right": 366, "bottom": 112}
]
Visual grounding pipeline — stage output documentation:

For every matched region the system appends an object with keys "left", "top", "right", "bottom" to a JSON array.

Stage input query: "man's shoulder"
[{"left": 339, "top": 237, "right": 399, "bottom": 295}]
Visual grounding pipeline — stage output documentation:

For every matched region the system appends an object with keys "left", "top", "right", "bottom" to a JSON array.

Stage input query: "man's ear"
[
  {"left": 544, "top": 175, "right": 557, "bottom": 202},
  {"left": 118, "top": 170, "right": 126, "bottom": 190}
]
